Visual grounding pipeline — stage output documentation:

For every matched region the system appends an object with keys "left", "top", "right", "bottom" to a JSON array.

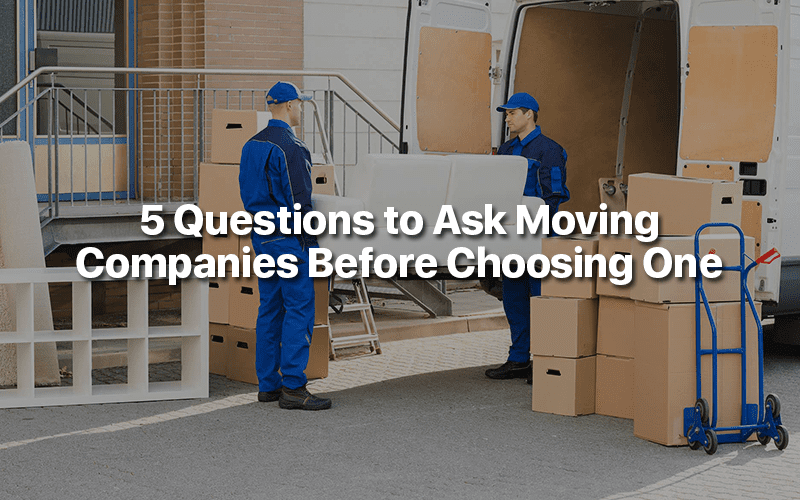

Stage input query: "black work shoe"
[
  {"left": 279, "top": 385, "right": 332, "bottom": 411},
  {"left": 485, "top": 360, "right": 532, "bottom": 380},
  {"left": 526, "top": 374, "right": 532, "bottom": 385},
  {"left": 258, "top": 389, "right": 282, "bottom": 402}
]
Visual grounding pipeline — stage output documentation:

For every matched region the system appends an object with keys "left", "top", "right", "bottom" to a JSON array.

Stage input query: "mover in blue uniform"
[
  {"left": 238, "top": 81, "right": 331, "bottom": 410},
  {"left": 484, "top": 92, "right": 570, "bottom": 382}
]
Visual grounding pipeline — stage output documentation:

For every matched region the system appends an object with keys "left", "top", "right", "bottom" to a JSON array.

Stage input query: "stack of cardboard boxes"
[
  {"left": 530, "top": 236, "right": 599, "bottom": 417},
  {"left": 530, "top": 173, "right": 762, "bottom": 447},
  {"left": 624, "top": 173, "right": 759, "bottom": 446},
  {"left": 199, "top": 109, "right": 336, "bottom": 384}
]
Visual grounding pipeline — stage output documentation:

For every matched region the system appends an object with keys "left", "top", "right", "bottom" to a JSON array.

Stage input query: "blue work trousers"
[
  {"left": 253, "top": 236, "right": 315, "bottom": 391},
  {"left": 502, "top": 274, "right": 541, "bottom": 363}
]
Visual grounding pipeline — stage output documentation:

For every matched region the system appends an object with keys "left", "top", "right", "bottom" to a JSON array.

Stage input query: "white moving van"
[{"left": 399, "top": 0, "right": 798, "bottom": 316}]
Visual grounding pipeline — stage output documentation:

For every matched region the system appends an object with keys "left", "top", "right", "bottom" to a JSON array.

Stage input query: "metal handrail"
[{"left": 0, "top": 66, "right": 400, "bottom": 132}]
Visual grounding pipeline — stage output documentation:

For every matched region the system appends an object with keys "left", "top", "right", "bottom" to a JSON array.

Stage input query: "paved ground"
[{"left": 1, "top": 323, "right": 798, "bottom": 500}]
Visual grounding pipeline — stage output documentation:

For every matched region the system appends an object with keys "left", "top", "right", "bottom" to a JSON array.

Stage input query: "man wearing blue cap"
[
  {"left": 238, "top": 81, "right": 331, "bottom": 410},
  {"left": 485, "top": 92, "right": 570, "bottom": 382}
]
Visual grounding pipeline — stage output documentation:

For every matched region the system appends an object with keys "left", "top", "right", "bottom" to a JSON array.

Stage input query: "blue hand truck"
[{"left": 683, "top": 222, "right": 789, "bottom": 455}]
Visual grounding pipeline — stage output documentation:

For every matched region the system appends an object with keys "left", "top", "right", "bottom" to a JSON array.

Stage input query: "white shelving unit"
[{"left": 0, "top": 267, "right": 208, "bottom": 408}]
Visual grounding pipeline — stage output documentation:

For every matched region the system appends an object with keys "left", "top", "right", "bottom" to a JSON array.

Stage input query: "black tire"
[
  {"left": 766, "top": 394, "right": 781, "bottom": 419},
  {"left": 688, "top": 437, "right": 702, "bottom": 450},
  {"left": 703, "top": 429, "right": 718, "bottom": 455},
  {"left": 756, "top": 431, "right": 771, "bottom": 446},
  {"left": 696, "top": 398, "right": 710, "bottom": 425},
  {"left": 775, "top": 426, "right": 789, "bottom": 451}
]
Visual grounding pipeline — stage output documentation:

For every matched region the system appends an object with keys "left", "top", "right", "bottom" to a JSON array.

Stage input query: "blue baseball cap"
[
  {"left": 267, "top": 82, "right": 312, "bottom": 105},
  {"left": 496, "top": 92, "right": 539, "bottom": 113}
]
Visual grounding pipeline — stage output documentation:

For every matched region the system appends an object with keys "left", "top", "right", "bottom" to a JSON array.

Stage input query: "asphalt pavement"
[{"left": 1, "top": 324, "right": 798, "bottom": 500}]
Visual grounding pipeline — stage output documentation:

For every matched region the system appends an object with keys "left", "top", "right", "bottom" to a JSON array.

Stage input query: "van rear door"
[
  {"left": 400, "top": 0, "right": 492, "bottom": 155},
  {"left": 677, "top": 1, "right": 785, "bottom": 302}
]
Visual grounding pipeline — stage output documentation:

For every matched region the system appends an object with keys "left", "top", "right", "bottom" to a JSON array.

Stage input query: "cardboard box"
[
  {"left": 596, "top": 234, "right": 634, "bottom": 298},
  {"left": 630, "top": 234, "right": 754, "bottom": 304},
  {"left": 226, "top": 324, "right": 330, "bottom": 385},
  {"left": 532, "top": 355, "right": 596, "bottom": 416},
  {"left": 311, "top": 165, "right": 336, "bottom": 195},
  {"left": 211, "top": 109, "right": 270, "bottom": 164},
  {"left": 626, "top": 173, "right": 743, "bottom": 236},
  {"left": 530, "top": 296, "right": 597, "bottom": 358},
  {"left": 203, "top": 223, "right": 239, "bottom": 324},
  {"left": 541, "top": 236, "right": 599, "bottom": 299},
  {"left": 229, "top": 275, "right": 259, "bottom": 329},
  {"left": 596, "top": 354, "right": 634, "bottom": 419},
  {"left": 198, "top": 163, "right": 245, "bottom": 215},
  {"left": 633, "top": 301, "right": 760, "bottom": 446},
  {"left": 597, "top": 297, "right": 635, "bottom": 358},
  {"left": 315, "top": 278, "right": 329, "bottom": 326},
  {"left": 209, "top": 323, "right": 230, "bottom": 376}
]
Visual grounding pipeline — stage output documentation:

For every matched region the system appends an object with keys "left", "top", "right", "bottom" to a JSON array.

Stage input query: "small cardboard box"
[
  {"left": 209, "top": 323, "right": 230, "bottom": 376},
  {"left": 530, "top": 296, "right": 598, "bottom": 358},
  {"left": 629, "top": 234, "right": 754, "bottom": 304},
  {"left": 311, "top": 165, "right": 336, "bottom": 195},
  {"left": 226, "top": 324, "right": 330, "bottom": 385},
  {"left": 532, "top": 355, "right": 596, "bottom": 416},
  {"left": 198, "top": 163, "right": 245, "bottom": 215},
  {"left": 626, "top": 173, "right": 743, "bottom": 236},
  {"left": 596, "top": 354, "right": 634, "bottom": 419},
  {"left": 597, "top": 297, "right": 635, "bottom": 358},
  {"left": 203, "top": 223, "right": 239, "bottom": 324},
  {"left": 541, "top": 236, "right": 599, "bottom": 299},
  {"left": 633, "top": 301, "right": 760, "bottom": 446},
  {"left": 596, "top": 234, "right": 634, "bottom": 298},
  {"left": 211, "top": 109, "right": 271, "bottom": 164}
]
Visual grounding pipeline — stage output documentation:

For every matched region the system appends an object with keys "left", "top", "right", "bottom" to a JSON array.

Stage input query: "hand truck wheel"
[
  {"left": 688, "top": 437, "right": 702, "bottom": 450},
  {"left": 775, "top": 425, "right": 789, "bottom": 451},
  {"left": 703, "top": 429, "right": 718, "bottom": 455},
  {"left": 756, "top": 430, "right": 771, "bottom": 446},
  {"left": 766, "top": 394, "right": 781, "bottom": 419},
  {"left": 696, "top": 398, "right": 710, "bottom": 425}
]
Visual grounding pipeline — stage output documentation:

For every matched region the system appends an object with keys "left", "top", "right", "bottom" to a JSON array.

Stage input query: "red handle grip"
[{"left": 756, "top": 248, "right": 780, "bottom": 265}]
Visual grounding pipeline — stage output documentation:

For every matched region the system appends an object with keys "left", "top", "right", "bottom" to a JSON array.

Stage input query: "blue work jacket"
[
  {"left": 238, "top": 119, "right": 317, "bottom": 248},
  {"left": 497, "top": 125, "right": 570, "bottom": 218}
]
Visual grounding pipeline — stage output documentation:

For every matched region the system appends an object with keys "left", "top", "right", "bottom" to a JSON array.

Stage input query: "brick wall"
[{"left": 136, "top": 0, "right": 304, "bottom": 200}]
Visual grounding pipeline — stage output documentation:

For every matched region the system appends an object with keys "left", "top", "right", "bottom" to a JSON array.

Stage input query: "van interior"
[{"left": 507, "top": 1, "right": 680, "bottom": 215}]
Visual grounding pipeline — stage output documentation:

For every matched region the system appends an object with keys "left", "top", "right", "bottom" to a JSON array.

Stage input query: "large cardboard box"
[
  {"left": 541, "top": 236, "right": 599, "bottom": 299},
  {"left": 198, "top": 163, "right": 245, "bottom": 215},
  {"left": 211, "top": 109, "right": 271, "bottom": 164},
  {"left": 630, "top": 234, "right": 754, "bottom": 304},
  {"left": 633, "top": 301, "right": 760, "bottom": 446},
  {"left": 596, "top": 354, "right": 634, "bottom": 419},
  {"left": 226, "top": 324, "right": 330, "bottom": 385},
  {"left": 596, "top": 234, "right": 634, "bottom": 298},
  {"left": 203, "top": 223, "right": 239, "bottom": 324},
  {"left": 626, "top": 173, "right": 743, "bottom": 236},
  {"left": 530, "top": 296, "right": 597, "bottom": 358},
  {"left": 597, "top": 297, "right": 635, "bottom": 358},
  {"left": 209, "top": 323, "right": 231, "bottom": 376},
  {"left": 532, "top": 355, "right": 596, "bottom": 416}
]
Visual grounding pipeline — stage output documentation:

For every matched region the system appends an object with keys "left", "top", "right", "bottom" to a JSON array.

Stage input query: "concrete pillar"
[{"left": 0, "top": 141, "right": 60, "bottom": 387}]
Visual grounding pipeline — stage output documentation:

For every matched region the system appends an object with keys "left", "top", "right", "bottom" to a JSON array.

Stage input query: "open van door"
[
  {"left": 400, "top": 0, "right": 493, "bottom": 155},
  {"left": 677, "top": 0, "right": 786, "bottom": 303}
]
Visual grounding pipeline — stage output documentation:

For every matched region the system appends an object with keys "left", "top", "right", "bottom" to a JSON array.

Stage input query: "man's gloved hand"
[{"left": 478, "top": 277, "right": 503, "bottom": 301}]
